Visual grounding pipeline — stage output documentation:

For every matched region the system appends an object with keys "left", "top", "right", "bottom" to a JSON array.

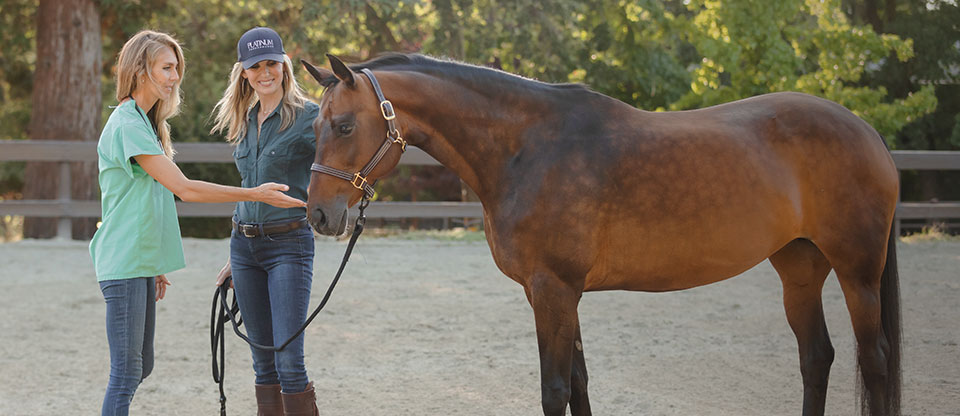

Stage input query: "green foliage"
[
  {"left": 573, "top": 0, "right": 691, "bottom": 110},
  {"left": 425, "top": 0, "right": 584, "bottom": 80},
  {"left": 673, "top": 0, "right": 939, "bottom": 141},
  {"left": 5, "top": 0, "right": 953, "bottom": 146},
  {"left": 0, "top": 0, "right": 36, "bottom": 142},
  {"left": 858, "top": 1, "right": 960, "bottom": 148},
  {"left": 0, "top": 0, "right": 36, "bottom": 196},
  {"left": 846, "top": 0, "right": 960, "bottom": 202}
]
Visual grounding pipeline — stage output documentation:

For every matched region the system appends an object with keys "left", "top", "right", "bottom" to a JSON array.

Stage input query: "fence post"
[
  {"left": 895, "top": 171, "right": 902, "bottom": 240},
  {"left": 56, "top": 161, "right": 71, "bottom": 239}
]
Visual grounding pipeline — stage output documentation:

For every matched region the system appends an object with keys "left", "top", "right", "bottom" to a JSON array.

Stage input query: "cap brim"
[{"left": 240, "top": 53, "right": 285, "bottom": 69}]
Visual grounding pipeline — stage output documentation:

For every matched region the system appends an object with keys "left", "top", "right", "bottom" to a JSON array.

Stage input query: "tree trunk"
[
  {"left": 884, "top": 0, "right": 897, "bottom": 24},
  {"left": 434, "top": 0, "right": 465, "bottom": 58},
  {"left": 364, "top": 2, "right": 400, "bottom": 55},
  {"left": 23, "top": 0, "right": 101, "bottom": 239},
  {"left": 863, "top": 0, "right": 883, "bottom": 32}
]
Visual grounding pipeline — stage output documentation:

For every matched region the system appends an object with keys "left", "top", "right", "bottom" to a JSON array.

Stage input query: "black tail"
[
  {"left": 880, "top": 219, "right": 902, "bottom": 415},
  {"left": 860, "top": 217, "right": 901, "bottom": 415}
]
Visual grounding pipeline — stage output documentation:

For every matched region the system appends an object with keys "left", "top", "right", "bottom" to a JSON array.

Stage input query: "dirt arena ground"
[{"left": 0, "top": 236, "right": 957, "bottom": 415}]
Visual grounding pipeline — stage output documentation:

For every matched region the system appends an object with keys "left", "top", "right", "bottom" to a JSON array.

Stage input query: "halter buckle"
[
  {"left": 389, "top": 130, "right": 407, "bottom": 152},
  {"left": 351, "top": 172, "right": 369, "bottom": 190},
  {"left": 380, "top": 100, "right": 396, "bottom": 121}
]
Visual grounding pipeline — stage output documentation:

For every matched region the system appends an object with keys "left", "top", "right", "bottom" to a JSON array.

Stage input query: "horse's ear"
[
  {"left": 300, "top": 59, "right": 337, "bottom": 88},
  {"left": 326, "top": 53, "right": 355, "bottom": 87}
]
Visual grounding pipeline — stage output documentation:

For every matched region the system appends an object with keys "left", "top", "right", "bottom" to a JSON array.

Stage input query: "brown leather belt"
[{"left": 232, "top": 217, "right": 308, "bottom": 238}]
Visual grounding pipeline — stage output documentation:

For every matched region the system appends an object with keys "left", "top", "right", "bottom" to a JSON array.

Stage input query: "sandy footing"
[{"left": 0, "top": 237, "right": 957, "bottom": 415}]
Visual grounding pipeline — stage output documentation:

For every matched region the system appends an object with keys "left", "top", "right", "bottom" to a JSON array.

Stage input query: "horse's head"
[{"left": 301, "top": 54, "right": 407, "bottom": 236}]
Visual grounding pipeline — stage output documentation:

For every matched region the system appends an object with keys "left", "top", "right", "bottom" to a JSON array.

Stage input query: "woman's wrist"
[{"left": 245, "top": 186, "right": 259, "bottom": 202}]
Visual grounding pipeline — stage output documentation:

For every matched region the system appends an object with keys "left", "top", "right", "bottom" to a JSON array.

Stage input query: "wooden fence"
[{"left": 1, "top": 140, "right": 958, "bottom": 239}]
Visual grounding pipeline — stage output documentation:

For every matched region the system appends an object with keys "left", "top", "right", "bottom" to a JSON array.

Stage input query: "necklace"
[{"left": 259, "top": 102, "right": 278, "bottom": 118}]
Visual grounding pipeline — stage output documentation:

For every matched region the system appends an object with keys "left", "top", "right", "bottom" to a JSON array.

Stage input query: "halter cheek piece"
[{"left": 310, "top": 68, "right": 407, "bottom": 198}]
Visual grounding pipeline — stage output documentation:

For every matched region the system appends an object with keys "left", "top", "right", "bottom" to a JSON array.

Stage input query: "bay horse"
[{"left": 301, "top": 53, "right": 901, "bottom": 416}]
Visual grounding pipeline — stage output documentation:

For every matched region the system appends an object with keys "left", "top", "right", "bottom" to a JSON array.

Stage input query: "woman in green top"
[{"left": 90, "top": 30, "right": 304, "bottom": 416}]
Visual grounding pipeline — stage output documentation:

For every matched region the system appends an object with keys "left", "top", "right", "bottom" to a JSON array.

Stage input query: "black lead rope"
[{"left": 210, "top": 198, "right": 370, "bottom": 416}]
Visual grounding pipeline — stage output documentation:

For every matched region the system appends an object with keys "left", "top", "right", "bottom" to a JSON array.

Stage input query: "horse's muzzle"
[{"left": 308, "top": 205, "right": 348, "bottom": 236}]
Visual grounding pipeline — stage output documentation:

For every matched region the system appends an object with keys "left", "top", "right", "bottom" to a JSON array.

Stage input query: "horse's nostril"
[{"left": 314, "top": 208, "right": 327, "bottom": 227}]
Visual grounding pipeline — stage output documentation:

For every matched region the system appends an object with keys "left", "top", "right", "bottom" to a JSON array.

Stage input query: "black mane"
[{"left": 343, "top": 53, "right": 593, "bottom": 95}]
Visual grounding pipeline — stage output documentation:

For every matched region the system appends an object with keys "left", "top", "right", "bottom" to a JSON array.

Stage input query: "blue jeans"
[
  {"left": 99, "top": 276, "right": 155, "bottom": 416},
  {"left": 230, "top": 223, "right": 315, "bottom": 393}
]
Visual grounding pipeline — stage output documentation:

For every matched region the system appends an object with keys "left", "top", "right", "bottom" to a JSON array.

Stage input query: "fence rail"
[{"left": 1, "top": 140, "right": 958, "bottom": 239}]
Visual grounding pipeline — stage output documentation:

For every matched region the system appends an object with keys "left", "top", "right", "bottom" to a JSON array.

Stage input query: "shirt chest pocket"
[
  {"left": 233, "top": 146, "right": 252, "bottom": 179},
  {"left": 261, "top": 145, "right": 291, "bottom": 179}
]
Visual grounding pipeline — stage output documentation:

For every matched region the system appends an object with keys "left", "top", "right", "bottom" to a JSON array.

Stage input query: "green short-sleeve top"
[{"left": 89, "top": 99, "right": 185, "bottom": 281}]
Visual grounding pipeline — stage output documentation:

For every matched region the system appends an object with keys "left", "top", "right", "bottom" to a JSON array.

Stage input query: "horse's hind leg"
[
  {"left": 770, "top": 239, "right": 834, "bottom": 416},
  {"left": 569, "top": 323, "right": 591, "bottom": 415},
  {"left": 525, "top": 272, "right": 586, "bottom": 416},
  {"left": 821, "top": 228, "right": 900, "bottom": 416}
]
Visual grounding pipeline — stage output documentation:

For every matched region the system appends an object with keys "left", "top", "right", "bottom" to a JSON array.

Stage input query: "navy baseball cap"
[{"left": 237, "top": 27, "right": 285, "bottom": 69}]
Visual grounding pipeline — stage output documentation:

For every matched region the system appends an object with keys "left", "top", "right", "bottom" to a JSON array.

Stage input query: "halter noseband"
[{"left": 310, "top": 68, "right": 407, "bottom": 198}]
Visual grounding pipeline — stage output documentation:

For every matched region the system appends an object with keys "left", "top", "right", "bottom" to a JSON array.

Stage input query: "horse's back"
[{"left": 697, "top": 93, "right": 899, "bottom": 235}]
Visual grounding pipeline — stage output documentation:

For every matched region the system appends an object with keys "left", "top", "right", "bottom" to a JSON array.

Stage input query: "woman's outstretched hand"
[{"left": 253, "top": 182, "right": 307, "bottom": 208}]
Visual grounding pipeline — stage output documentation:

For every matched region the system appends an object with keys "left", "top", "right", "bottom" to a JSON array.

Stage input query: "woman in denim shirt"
[{"left": 211, "top": 27, "right": 321, "bottom": 416}]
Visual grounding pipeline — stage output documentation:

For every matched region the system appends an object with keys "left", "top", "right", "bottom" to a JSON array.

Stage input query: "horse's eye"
[{"left": 338, "top": 124, "right": 354, "bottom": 136}]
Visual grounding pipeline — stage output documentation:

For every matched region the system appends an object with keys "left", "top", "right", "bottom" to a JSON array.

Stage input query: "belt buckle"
[{"left": 241, "top": 225, "right": 257, "bottom": 238}]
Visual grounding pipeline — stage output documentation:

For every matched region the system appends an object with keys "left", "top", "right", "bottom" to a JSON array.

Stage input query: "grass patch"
[
  {"left": 0, "top": 215, "right": 23, "bottom": 243},
  {"left": 900, "top": 223, "right": 960, "bottom": 243}
]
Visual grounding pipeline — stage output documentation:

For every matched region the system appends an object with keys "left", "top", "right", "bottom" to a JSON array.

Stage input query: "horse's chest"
[{"left": 483, "top": 213, "right": 593, "bottom": 288}]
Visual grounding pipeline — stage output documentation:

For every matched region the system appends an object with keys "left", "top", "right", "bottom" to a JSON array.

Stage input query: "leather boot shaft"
[
  {"left": 281, "top": 381, "right": 319, "bottom": 416},
  {"left": 255, "top": 384, "right": 283, "bottom": 416}
]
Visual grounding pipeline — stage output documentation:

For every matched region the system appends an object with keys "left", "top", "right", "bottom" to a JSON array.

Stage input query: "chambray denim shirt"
[{"left": 233, "top": 100, "right": 319, "bottom": 224}]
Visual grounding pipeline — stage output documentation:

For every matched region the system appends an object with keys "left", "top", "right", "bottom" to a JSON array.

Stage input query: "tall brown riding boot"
[
  {"left": 255, "top": 384, "right": 283, "bottom": 416},
  {"left": 281, "top": 381, "right": 319, "bottom": 416}
]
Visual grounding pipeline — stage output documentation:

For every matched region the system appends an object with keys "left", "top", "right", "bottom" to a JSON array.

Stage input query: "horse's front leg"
[
  {"left": 569, "top": 322, "right": 592, "bottom": 415},
  {"left": 525, "top": 273, "right": 586, "bottom": 416}
]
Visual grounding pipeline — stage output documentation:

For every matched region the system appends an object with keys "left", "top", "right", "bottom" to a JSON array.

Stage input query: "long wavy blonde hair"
[
  {"left": 210, "top": 54, "right": 310, "bottom": 143},
  {"left": 115, "top": 30, "right": 185, "bottom": 157}
]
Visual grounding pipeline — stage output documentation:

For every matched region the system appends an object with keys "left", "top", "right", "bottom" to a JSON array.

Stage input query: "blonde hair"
[
  {"left": 211, "top": 54, "right": 311, "bottom": 143},
  {"left": 115, "top": 30, "right": 185, "bottom": 157}
]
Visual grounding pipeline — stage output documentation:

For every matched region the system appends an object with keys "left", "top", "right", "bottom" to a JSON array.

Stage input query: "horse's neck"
[{"left": 389, "top": 73, "right": 545, "bottom": 204}]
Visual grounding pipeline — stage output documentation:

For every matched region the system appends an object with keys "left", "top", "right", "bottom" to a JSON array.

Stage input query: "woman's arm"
[{"left": 134, "top": 154, "right": 306, "bottom": 208}]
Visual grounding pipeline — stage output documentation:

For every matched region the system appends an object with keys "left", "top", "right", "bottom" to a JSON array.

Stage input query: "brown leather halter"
[{"left": 310, "top": 68, "right": 407, "bottom": 198}]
